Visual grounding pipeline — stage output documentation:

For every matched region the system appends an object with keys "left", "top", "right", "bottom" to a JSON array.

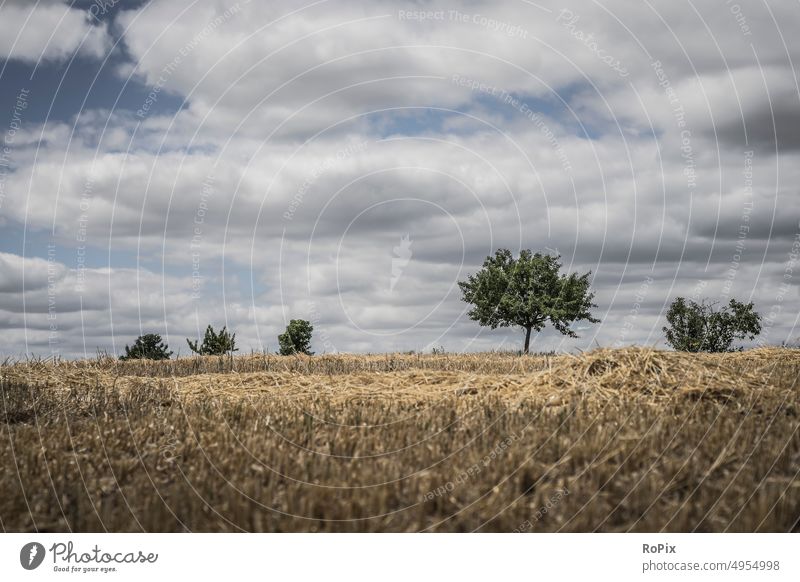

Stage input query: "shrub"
[
  {"left": 120, "top": 334, "right": 173, "bottom": 361},
  {"left": 663, "top": 297, "right": 761, "bottom": 352},
  {"left": 187, "top": 325, "right": 238, "bottom": 356},
  {"left": 278, "top": 320, "right": 314, "bottom": 355}
]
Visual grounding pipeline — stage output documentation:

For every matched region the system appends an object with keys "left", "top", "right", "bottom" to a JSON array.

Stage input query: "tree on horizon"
[
  {"left": 120, "top": 334, "right": 173, "bottom": 361},
  {"left": 459, "top": 249, "right": 599, "bottom": 353}
]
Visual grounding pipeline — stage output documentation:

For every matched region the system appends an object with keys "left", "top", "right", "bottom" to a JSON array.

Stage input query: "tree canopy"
[
  {"left": 120, "top": 333, "right": 173, "bottom": 361},
  {"left": 187, "top": 325, "right": 238, "bottom": 356},
  {"left": 663, "top": 297, "right": 761, "bottom": 352},
  {"left": 278, "top": 319, "right": 314, "bottom": 355}
]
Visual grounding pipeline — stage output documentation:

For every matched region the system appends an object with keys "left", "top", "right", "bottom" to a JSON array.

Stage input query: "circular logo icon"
[{"left": 20, "top": 542, "right": 46, "bottom": 570}]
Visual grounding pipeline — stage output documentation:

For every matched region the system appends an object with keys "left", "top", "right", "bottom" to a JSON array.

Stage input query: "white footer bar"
[{"left": 1, "top": 533, "right": 796, "bottom": 581}]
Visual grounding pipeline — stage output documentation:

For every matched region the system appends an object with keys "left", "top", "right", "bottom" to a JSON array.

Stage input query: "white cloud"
[
  {"left": 2, "top": 0, "right": 800, "bottom": 355},
  {"left": 0, "top": 0, "right": 112, "bottom": 62}
]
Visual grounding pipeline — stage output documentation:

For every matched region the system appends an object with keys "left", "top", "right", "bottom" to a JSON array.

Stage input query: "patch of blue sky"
[
  {"left": 368, "top": 82, "right": 607, "bottom": 140},
  {"left": 0, "top": 53, "right": 185, "bottom": 126},
  {"left": 0, "top": 221, "right": 152, "bottom": 272}
]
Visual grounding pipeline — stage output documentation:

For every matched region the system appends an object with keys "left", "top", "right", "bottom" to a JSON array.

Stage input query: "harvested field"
[{"left": 1, "top": 348, "right": 798, "bottom": 532}]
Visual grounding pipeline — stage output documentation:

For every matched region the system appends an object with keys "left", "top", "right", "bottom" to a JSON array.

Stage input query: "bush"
[
  {"left": 663, "top": 297, "right": 761, "bottom": 352},
  {"left": 120, "top": 334, "right": 173, "bottom": 361},
  {"left": 278, "top": 320, "right": 314, "bottom": 355},
  {"left": 186, "top": 325, "right": 238, "bottom": 356}
]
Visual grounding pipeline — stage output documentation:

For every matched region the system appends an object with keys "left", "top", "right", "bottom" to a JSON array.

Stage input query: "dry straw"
[{"left": 1, "top": 348, "right": 798, "bottom": 532}]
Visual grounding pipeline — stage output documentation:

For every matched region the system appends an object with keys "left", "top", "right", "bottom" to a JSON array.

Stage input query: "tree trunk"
[{"left": 523, "top": 326, "right": 532, "bottom": 354}]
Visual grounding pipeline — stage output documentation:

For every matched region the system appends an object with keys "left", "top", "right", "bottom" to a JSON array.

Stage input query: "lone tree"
[
  {"left": 663, "top": 297, "right": 761, "bottom": 352},
  {"left": 120, "top": 333, "right": 173, "bottom": 361},
  {"left": 278, "top": 319, "right": 314, "bottom": 355},
  {"left": 459, "top": 249, "right": 599, "bottom": 353},
  {"left": 187, "top": 325, "right": 238, "bottom": 356}
]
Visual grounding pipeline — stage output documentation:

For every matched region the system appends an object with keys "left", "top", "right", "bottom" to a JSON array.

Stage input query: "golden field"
[{"left": 1, "top": 348, "right": 798, "bottom": 532}]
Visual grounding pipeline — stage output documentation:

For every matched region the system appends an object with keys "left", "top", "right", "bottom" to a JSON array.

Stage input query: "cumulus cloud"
[
  {"left": 1, "top": 0, "right": 799, "bottom": 356},
  {"left": 0, "top": 0, "right": 112, "bottom": 62},
  {"left": 0, "top": 251, "right": 63, "bottom": 293}
]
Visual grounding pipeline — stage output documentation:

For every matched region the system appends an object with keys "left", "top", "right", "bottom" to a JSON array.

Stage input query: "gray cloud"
[{"left": 2, "top": 0, "right": 800, "bottom": 356}]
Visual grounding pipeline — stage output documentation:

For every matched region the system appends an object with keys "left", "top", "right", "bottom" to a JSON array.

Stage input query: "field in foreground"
[{"left": 1, "top": 348, "right": 798, "bottom": 532}]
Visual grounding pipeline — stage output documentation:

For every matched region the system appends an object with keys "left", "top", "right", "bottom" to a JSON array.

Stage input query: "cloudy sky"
[{"left": 0, "top": 0, "right": 798, "bottom": 358}]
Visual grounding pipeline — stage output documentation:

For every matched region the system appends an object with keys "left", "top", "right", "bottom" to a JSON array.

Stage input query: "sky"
[{"left": 0, "top": 0, "right": 798, "bottom": 358}]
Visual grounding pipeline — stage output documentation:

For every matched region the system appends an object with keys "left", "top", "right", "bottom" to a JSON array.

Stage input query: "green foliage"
[
  {"left": 278, "top": 319, "right": 314, "bottom": 355},
  {"left": 459, "top": 249, "right": 599, "bottom": 353},
  {"left": 120, "top": 334, "right": 173, "bottom": 361},
  {"left": 663, "top": 297, "right": 761, "bottom": 352},
  {"left": 186, "top": 325, "right": 238, "bottom": 356}
]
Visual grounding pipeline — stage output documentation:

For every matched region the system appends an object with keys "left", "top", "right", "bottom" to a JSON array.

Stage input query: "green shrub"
[
  {"left": 120, "top": 334, "right": 173, "bottom": 361},
  {"left": 663, "top": 297, "right": 761, "bottom": 352},
  {"left": 187, "top": 325, "right": 238, "bottom": 356},
  {"left": 278, "top": 320, "right": 314, "bottom": 355}
]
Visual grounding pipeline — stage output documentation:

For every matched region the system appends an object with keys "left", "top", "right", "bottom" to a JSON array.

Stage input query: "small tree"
[
  {"left": 663, "top": 297, "right": 761, "bottom": 352},
  {"left": 120, "top": 334, "right": 173, "bottom": 361},
  {"left": 278, "top": 320, "right": 314, "bottom": 355},
  {"left": 187, "top": 325, "right": 238, "bottom": 356},
  {"left": 459, "top": 249, "right": 599, "bottom": 353}
]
